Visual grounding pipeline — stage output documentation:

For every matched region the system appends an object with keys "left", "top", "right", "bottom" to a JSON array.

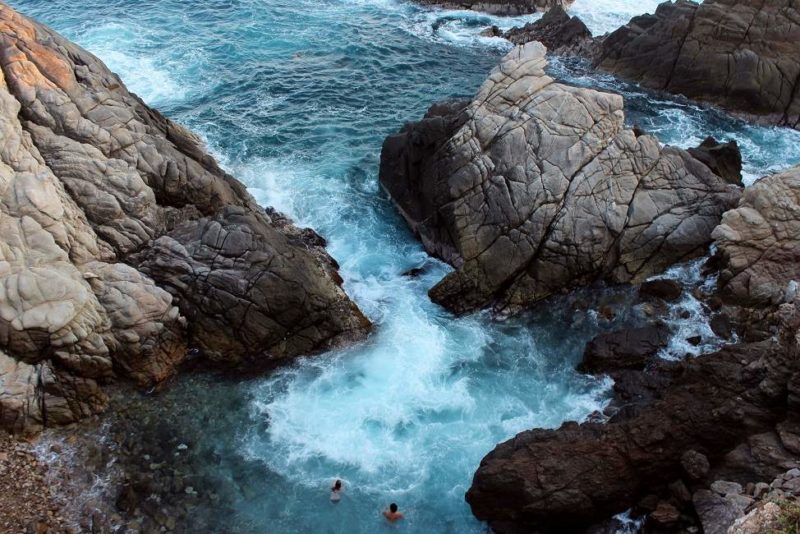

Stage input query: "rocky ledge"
[
  {"left": 466, "top": 165, "right": 800, "bottom": 532},
  {"left": 595, "top": 0, "right": 800, "bottom": 129},
  {"left": 0, "top": 3, "right": 370, "bottom": 434},
  {"left": 380, "top": 42, "right": 741, "bottom": 315},
  {"left": 411, "top": 0, "right": 572, "bottom": 16}
]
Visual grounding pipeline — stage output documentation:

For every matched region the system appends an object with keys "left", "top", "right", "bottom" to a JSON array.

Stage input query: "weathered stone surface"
[
  {"left": 411, "top": 0, "right": 571, "bottom": 16},
  {"left": 503, "top": 6, "right": 594, "bottom": 56},
  {"left": 595, "top": 0, "right": 800, "bottom": 129},
  {"left": 712, "top": 166, "right": 800, "bottom": 307},
  {"left": 0, "top": 4, "right": 369, "bottom": 432},
  {"left": 578, "top": 324, "right": 670, "bottom": 373},
  {"left": 694, "top": 489, "right": 749, "bottom": 534},
  {"left": 687, "top": 137, "right": 743, "bottom": 187},
  {"left": 639, "top": 278, "right": 683, "bottom": 302},
  {"left": 380, "top": 42, "right": 741, "bottom": 314},
  {"left": 466, "top": 330, "right": 796, "bottom": 531}
]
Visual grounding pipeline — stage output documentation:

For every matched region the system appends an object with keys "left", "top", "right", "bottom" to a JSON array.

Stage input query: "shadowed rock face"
[
  {"left": 713, "top": 165, "right": 800, "bottom": 307},
  {"left": 595, "top": 0, "right": 800, "bottom": 129},
  {"left": 380, "top": 42, "right": 741, "bottom": 314},
  {"left": 411, "top": 0, "right": 572, "bottom": 16},
  {"left": 0, "top": 3, "right": 370, "bottom": 433}
]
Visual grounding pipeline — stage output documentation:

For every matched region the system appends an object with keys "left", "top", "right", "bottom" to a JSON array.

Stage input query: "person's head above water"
[
  {"left": 389, "top": 503, "right": 398, "bottom": 513},
  {"left": 333, "top": 480, "right": 342, "bottom": 490}
]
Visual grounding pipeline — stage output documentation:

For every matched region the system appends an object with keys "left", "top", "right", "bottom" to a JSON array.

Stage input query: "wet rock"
[
  {"left": 639, "top": 279, "right": 683, "bottom": 302},
  {"left": 595, "top": 0, "right": 800, "bottom": 129},
  {"left": 0, "top": 4, "right": 370, "bottom": 432},
  {"left": 579, "top": 324, "right": 670, "bottom": 374},
  {"left": 380, "top": 42, "right": 741, "bottom": 314},
  {"left": 710, "top": 313, "right": 734, "bottom": 339},
  {"left": 480, "top": 25, "right": 502, "bottom": 38},
  {"left": 687, "top": 335, "right": 703, "bottom": 346}
]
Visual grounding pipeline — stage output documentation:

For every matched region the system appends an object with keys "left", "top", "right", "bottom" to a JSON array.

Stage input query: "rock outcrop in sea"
[
  {"left": 380, "top": 42, "right": 742, "bottom": 314},
  {"left": 0, "top": 4, "right": 371, "bottom": 434},
  {"left": 465, "top": 165, "right": 800, "bottom": 532},
  {"left": 595, "top": 0, "right": 800, "bottom": 129},
  {"left": 502, "top": 5, "right": 593, "bottom": 56},
  {"left": 411, "top": 0, "right": 572, "bottom": 16}
]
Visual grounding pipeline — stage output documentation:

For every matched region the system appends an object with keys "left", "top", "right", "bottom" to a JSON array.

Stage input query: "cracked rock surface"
[
  {"left": 0, "top": 3, "right": 370, "bottom": 433},
  {"left": 410, "top": 0, "right": 571, "bottom": 15},
  {"left": 596, "top": 0, "right": 800, "bottom": 129},
  {"left": 380, "top": 42, "right": 741, "bottom": 314}
]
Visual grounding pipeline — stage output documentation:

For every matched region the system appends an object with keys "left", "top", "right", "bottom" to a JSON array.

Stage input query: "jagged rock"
[
  {"left": 640, "top": 279, "right": 683, "bottom": 302},
  {"left": 712, "top": 166, "right": 800, "bottom": 307},
  {"left": 412, "top": 0, "right": 572, "bottom": 16},
  {"left": 503, "top": 6, "right": 594, "bottom": 56},
  {"left": 578, "top": 324, "right": 670, "bottom": 374},
  {"left": 595, "top": 0, "right": 800, "bottom": 129},
  {"left": 687, "top": 137, "right": 743, "bottom": 187},
  {"left": 728, "top": 501, "right": 782, "bottom": 534},
  {"left": 381, "top": 43, "right": 741, "bottom": 314},
  {"left": 0, "top": 4, "right": 369, "bottom": 432},
  {"left": 650, "top": 501, "right": 681, "bottom": 526}
]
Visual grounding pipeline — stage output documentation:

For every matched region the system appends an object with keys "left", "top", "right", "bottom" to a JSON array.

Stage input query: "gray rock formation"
[
  {"left": 380, "top": 42, "right": 741, "bottom": 314},
  {"left": 713, "top": 165, "right": 800, "bottom": 307},
  {"left": 412, "top": 0, "right": 571, "bottom": 16},
  {"left": 595, "top": 0, "right": 800, "bottom": 129},
  {"left": 0, "top": 4, "right": 370, "bottom": 433}
]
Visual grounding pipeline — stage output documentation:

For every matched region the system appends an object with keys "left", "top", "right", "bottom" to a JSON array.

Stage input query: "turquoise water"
[{"left": 12, "top": 0, "right": 800, "bottom": 532}]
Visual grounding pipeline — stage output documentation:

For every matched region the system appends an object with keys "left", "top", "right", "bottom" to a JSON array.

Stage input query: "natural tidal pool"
[{"left": 12, "top": 0, "right": 800, "bottom": 532}]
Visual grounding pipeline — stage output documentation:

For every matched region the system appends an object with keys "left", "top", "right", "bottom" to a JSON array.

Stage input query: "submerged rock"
[
  {"left": 412, "top": 0, "right": 572, "bottom": 16},
  {"left": 579, "top": 324, "right": 670, "bottom": 373},
  {"left": 0, "top": 4, "right": 370, "bottom": 433},
  {"left": 380, "top": 42, "right": 741, "bottom": 314},
  {"left": 595, "top": 0, "right": 800, "bottom": 129}
]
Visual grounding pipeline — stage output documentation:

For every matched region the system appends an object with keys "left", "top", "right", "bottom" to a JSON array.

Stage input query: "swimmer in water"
[
  {"left": 330, "top": 479, "right": 343, "bottom": 503},
  {"left": 383, "top": 503, "right": 404, "bottom": 523}
]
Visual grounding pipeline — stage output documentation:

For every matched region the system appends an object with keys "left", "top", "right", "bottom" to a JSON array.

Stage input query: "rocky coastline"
[
  {"left": 410, "top": 0, "right": 573, "bottom": 16},
  {"left": 0, "top": 2, "right": 371, "bottom": 436}
]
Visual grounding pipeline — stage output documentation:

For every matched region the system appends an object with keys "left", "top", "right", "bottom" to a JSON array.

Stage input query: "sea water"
[{"left": 11, "top": 0, "right": 800, "bottom": 532}]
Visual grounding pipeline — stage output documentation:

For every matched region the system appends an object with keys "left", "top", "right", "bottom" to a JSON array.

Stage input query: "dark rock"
[
  {"left": 669, "top": 480, "right": 692, "bottom": 503},
  {"left": 640, "top": 279, "right": 683, "bottom": 302},
  {"left": 466, "top": 336, "right": 793, "bottom": 531},
  {"left": 710, "top": 313, "right": 733, "bottom": 339},
  {"left": 682, "top": 450, "right": 711, "bottom": 481},
  {"left": 595, "top": 0, "right": 800, "bottom": 129},
  {"left": 480, "top": 25, "right": 502, "bottom": 38},
  {"left": 688, "top": 137, "right": 743, "bottom": 187},
  {"left": 579, "top": 324, "right": 671, "bottom": 374},
  {"left": 503, "top": 6, "right": 594, "bottom": 56},
  {"left": 687, "top": 335, "right": 702, "bottom": 346},
  {"left": 649, "top": 501, "right": 681, "bottom": 526}
]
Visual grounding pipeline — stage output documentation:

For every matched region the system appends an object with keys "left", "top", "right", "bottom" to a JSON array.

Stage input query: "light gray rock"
[
  {"left": 711, "top": 480, "right": 743, "bottom": 497},
  {"left": 381, "top": 42, "right": 741, "bottom": 314},
  {"left": 0, "top": 3, "right": 370, "bottom": 432},
  {"left": 713, "top": 166, "right": 800, "bottom": 306},
  {"left": 693, "top": 489, "right": 749, "bottom": 534}
]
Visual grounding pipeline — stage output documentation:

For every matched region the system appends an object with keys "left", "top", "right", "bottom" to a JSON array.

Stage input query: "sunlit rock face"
[
  {"left": 380, "top": 42, "right": 741, "bottom": 314},
  {"left": 0, "top": 3, "right": 370, "bottom": 434}
]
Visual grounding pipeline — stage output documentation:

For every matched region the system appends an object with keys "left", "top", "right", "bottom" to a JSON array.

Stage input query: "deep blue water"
[{"left": 12, "top": 0, "right": 800, "bottom": 532}]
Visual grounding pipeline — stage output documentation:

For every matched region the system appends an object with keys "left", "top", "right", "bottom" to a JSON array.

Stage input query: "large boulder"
[
  {"left": 712, "top": 165, "right": 800, "bottom": 307},
  {"left": 595, "top": 0, "right": 800, "bottom": 129},
  {"left": 0, "top": 4, "right": 370, "bottom": 433},
  {"left": 411, "top": 0, "right": 571, "bottom": 16},
  {"left": 380, "top": 42, "right": 741, "bottom": 314}
]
